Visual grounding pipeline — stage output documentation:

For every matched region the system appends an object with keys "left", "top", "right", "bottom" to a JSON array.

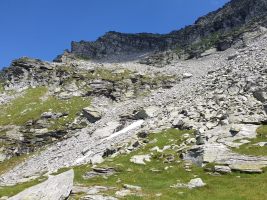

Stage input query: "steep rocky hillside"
[{"left": 0, "top": 0, "right": 267, "bottom": 199}]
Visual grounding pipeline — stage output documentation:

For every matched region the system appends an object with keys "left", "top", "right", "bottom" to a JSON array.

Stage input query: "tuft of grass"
[
  {"left": 0, "top": 83, "right": 4, "bottom": 93},
  {"left": 86, "top": 68, "right": 132, "bottom": 82},
  {"left": 233, "top": 125, "right": 267, "bottom": 156},
  {"left": 0, "top": 87, "right": 91, "bottom": 128}
]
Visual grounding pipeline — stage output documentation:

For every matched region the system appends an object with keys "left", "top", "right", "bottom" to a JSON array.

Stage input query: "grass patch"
[
  {"left": 0, "top": 177, "right": 47, "bottom": 198},
  {"left": 0, "top": 87, "right": 91, "bottom": 128},
  {"left": 233, "top": 125, "right": 267, "bottom": 156},
  {"left": 67, "top": 129, "right": 267, "bottom": 200},
  {"left": 0, "top": 83, "right": 4, "bottom": 93},
  {"left": 84, "top": 68, "right": 132, "bottom": 82}
]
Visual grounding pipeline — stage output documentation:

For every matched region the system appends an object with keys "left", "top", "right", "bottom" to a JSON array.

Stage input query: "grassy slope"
[
  {"left": 71, "top": 129, "right": 267, "bottom": 200},
  {"left": 0, "top": 87, "right": 91, "bottom": 129},
  {"left": 1, "top": 129, "right": 267, "bottom": 199}
]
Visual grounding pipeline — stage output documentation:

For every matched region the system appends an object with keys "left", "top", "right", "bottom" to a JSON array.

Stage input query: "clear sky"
[{"left": 0, "top": 0, "right": 229, "bottom": 68}]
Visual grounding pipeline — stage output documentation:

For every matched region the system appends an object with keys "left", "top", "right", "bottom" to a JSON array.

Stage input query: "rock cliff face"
[
  {"left": 65, "top": 0, "right": 267, "bottom": 62},
  {"left": 70, "top": 32, "right": 172, "bottom": 60}
]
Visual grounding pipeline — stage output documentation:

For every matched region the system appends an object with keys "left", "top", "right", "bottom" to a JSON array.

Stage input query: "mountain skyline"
[{"left": 0, "top": 0, "right": 229, "bottom": 68}]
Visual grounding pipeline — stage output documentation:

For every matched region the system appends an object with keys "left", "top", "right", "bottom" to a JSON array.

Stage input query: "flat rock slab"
[
  {"left": 8, "top": 169, "right": 74, "bottom": 200},
  {"left": 93, "top": 121, "right": 122, "bottom": 139},
  {"left": 184, "top": 143, "right": 267, "bottom": 173},
  {"left": 81, "top": 195, "right": 118, "bottom": 200},
  {"left": 83, "top": 167, "right": 116, "bottom": 179},
  {"left": 206, "top": 124, "right": 259, "bottom": 147}
]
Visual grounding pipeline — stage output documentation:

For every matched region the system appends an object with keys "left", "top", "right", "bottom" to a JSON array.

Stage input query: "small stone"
[
  {"left": 130, "top": 155, "right": 151, "bottom": 165},
  {"left": 183, "top": 73, "right": 193, "bottom": 78},
  {"left": 214, "top": 165, "right": 231, "bottom": 174},
  {"left": 187, "top": 178, "right": 206, "bottom": 189},
  {"left": 230, "top": 124, "right": 241, "bottom": 135},
  {"left": 115, "top": 189, "right": 132, "bottom": 197},
  {"left": 253, "top": 142, "right": 267, "bottom": 147},
  {"left": 123, "top": 184, "right": 142, "bottom": 191}
]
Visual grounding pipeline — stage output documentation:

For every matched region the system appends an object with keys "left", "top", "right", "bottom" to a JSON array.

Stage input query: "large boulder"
[
  {"left": 8, "top": 169, "right": 74, "bottom": 200},
  {"left": 83, "top": 107, "right": 102, "bottom": 123}
]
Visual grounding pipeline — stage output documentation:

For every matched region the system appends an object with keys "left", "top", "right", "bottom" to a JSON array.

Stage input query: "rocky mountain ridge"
[{"left": 57, "top": 0, "right": 267, "bottom": 64}]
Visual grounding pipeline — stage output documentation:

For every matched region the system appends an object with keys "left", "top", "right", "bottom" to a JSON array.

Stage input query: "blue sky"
[{"left": 0, "top": 0, "right": 229, "bottom": 68}]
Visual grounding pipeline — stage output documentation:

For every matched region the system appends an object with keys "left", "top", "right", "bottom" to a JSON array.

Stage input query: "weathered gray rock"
[
  {"left": 214, "top": 165, "right": 232, "bottom": 174},
  {"left": 81, "top": 195, "right": 118, "bottom": 200},
  {"left": 183, "top": 73, "right": 193, "bottom": 79},
  {"left": 253, "top": 142, "right": 267, "bottom": 147},
  {"left": 184, "top": 143, "right": 267, "bottom": 173},
  {"left": 83, "top": 167, "right": 116, "bottom": 179},
  {"left": 72, "top": 185, "right": 112, "bottom": 195},
  {"left": 115, "top": 189, "right": 133, "bottom": 197},
  {"left": 187, "top": 178, "right": 206, "bottom": 189},
  {"left": 8, "top": 169, "right": 74, "bottom": 200},
  {"left": 171, "top": 178, "right": 206, "bottom": 189},
  {"left": 83, "top": 107, "right": 102, "bottom": 123},
  {"left": 130, "top": 154, "right": 151, "bottom": 165},
  {"left": 123, "top": 184, "right": 142, "bottom": 191}
]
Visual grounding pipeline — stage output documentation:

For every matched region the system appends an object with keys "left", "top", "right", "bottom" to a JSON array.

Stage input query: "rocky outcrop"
[
  {"left": 8, "top": 169, "right": 74, "bottom": 200},
  {"left": 59, "top": 0, "right": 267, "bottom": 63},
  {"left": 70, "top": 32, "right": 171, "bottom": 60}
]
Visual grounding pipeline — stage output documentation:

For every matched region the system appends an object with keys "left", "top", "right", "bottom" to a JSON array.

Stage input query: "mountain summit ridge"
[{"left": 57, "top": 0, "right": 267, "bottom": 63}]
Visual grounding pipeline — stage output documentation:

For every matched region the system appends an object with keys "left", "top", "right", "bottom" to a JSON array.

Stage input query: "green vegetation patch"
[
  {"left": 0, "top": 87, "right": 91, "bottom": 128},
  {"left": 233, "top": 125, "right": 267, "bottom": 156},
  {"left": 67, "top": 129, "right": 267, "bottom": 200},
  {"left": 0, "top": 83, "right": 4, "bottom": 93},
  {"left": 82, "top": 68, "right": 132, "bottom": 82},
  {"left": 2, "top": 129, "right": 267, "bottom": 199}
]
